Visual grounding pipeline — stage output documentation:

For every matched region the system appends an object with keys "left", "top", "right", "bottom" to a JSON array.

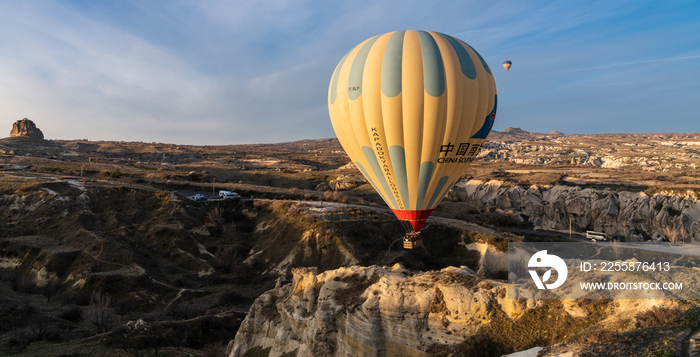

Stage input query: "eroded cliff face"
[
  {"left": 229, "top": 264, "right": 538, "bottom": 357},
  {"left": 228, "top": 264, "right": 690, "bottom": 357},
  {"left": 451, "top": 179, "right": 700, "bottom": 242}
]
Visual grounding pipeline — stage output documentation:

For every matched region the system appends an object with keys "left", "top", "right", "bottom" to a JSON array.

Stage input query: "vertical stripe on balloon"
[
  {"left": 389, "top": 145, "right": 410, "bottom": 208},
  {"left": 416, "top": 161, "right": 434, "bottom": 210},
  {"left": 362, "top": 146, "right": 399, "bottom": 208},
  {"left": 427, "top": 176, "right": 450, "bottom": 209},
  {"left": 417, "top": 31, "right": 445, "bottom": 97},
  {"left": 330, "top": 50, "right": 352, "bottom": 105},
  {"left": 401, "top": 30, "right": 425, "bottom": 210},
  {"left": 463, "top": 41, "right": 492, "bottom": 75},
  {"left": 442, "top": 34, "right": 477, "bottom": 80},
  {"left": 348, "top": 35, "right": 380, "bottom": 101},
  {"left": 382, "top": 31, "right": 404, "bottom": 98},
  {"left": 355, "top": 161, "right": 391, "bottom": 206}
]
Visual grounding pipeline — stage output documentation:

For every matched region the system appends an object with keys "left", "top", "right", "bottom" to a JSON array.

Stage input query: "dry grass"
[{"left": 0, "top": 176, "right": 47, "bottom": 194}]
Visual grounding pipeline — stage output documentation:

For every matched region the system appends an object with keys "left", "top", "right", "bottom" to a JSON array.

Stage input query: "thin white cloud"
[{"left": 546, "top": 54, "right": 700, "bottom": 75}]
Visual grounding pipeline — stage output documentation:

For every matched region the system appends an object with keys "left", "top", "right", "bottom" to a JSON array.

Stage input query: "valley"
[{"left": 1, "top": 128, "right": 700, "bottom": 356}]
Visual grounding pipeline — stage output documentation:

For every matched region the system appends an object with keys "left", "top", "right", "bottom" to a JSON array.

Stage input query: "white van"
[{"left": 219, "top": 190, "right": 240, "bottom": 199}]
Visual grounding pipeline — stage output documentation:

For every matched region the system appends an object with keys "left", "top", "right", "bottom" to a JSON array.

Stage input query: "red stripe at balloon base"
[{"left": 391, "top": 209, "right": 434, "bottom": 232}]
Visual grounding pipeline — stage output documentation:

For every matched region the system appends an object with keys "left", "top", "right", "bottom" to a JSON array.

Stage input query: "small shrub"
[
  {"left": 41, "top": 276, "right": 62, "bottom": 303},
  {"left": 202, "top": 341, "right": 227, "bottom": 357},
  {"left": 115, "top": 297, "right": 134, "bottom": 322},
  {"left": 11, "top": 275, "right": 38, "bottom": 294},
  {"left": 208, "top": 206, "right": 225, "bottom": 226},
  {"left": 86, "top": 291, "right": 112, "bottom": 334},
  {"left": 216, "top": 247, "right": 247, "bottom": 275},
  {"left": 6, "top": 329, "right": 33, "bottom": 351},
  {"left": 58, "top": 306, "right": 83, "bottom": 323},
  {"left": 635, "top": 306, "right": 682, "bottom": 329},
  {"left": 222, "top": 222, "right": 238, "bottom": 237},
  {"left": 218, "top": 288, "right": 244, "bottom": 306},
  {"left": 19, "top": 301, "right": 37, "bottom": 315},
  {"left": 166, "top": 300, "right": 206, "bottom": 320}
]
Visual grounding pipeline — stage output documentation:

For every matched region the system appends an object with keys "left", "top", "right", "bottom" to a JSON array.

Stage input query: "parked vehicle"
[
  {"left": 586, "top": 231, "right": 607, "bottom": 241},
  {"left": 219, "top": 190, "right": 240, "bottom": 199},
  {"left": 191, "top": 194, "right": 208, "bottom": 201}
]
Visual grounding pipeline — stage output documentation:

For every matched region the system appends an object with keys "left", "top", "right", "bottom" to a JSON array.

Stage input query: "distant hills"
[{"left": 488, "top": 127, "right": 565, "bottom": 141}]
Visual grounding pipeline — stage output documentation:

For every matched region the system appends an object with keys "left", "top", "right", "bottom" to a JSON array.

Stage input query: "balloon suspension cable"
[{"left": 399, "top": 220, "right": 414, "bottom": 234}]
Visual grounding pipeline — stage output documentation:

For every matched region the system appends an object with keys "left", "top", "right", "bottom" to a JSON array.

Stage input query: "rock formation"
[
  {"left": 329, "top": 174, "right": 367, "bottom": 191},
  {"left": 449, "top": 179, "right": 700, "bottom": 242},
  {"left": 228, "top": 264, "right": 685, "bottom": 357},
  {"left": 229, "top": 264, "right": 532, "bottom": 357},
  {"left": 10, "top": 118, "right": 44, "bottom": 139}
]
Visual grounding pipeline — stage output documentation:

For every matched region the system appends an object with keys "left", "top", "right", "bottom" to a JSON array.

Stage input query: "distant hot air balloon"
[
  {"left": 328, "top": 30, "right": 497, "bottom": 247},
  {"left": 503, "top": 60, "right": 512, "bottom": 71}
]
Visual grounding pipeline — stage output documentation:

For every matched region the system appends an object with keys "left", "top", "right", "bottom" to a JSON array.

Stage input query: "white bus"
[
  {"left": 586, "top": 231, "right": 607, "bottom": 241},
  {"left": 219, "top": 190, "right": 240, "bottom": 199}
]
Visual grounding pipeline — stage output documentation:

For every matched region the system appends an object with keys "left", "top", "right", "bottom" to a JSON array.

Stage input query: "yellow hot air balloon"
[{"left": 328, "top": 30, "right": 497, "bottom": 240}]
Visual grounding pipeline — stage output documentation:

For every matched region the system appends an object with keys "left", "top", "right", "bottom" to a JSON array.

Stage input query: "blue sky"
[{"left": 0, "top": 0, "right": 698, "bottom": 145}]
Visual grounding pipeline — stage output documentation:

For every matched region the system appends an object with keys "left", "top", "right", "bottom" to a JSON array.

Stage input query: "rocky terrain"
[
  {"left": 230, "top": 265, "right": 695, "bottom": 357},
  {"left": 483, "top": 127, "right": 700, "bottom": 173},
  {"left": 0, "top": 166, "right": 498, "bottom": 355},
  {"left": 2, "top": 120, "right": 700, "bottom": 356},
  {"left": 450, "top": 179, "right": 700, "bottom": 242},
  {"left": 230, "top": 265, "right": 518, "bottom": 357}
]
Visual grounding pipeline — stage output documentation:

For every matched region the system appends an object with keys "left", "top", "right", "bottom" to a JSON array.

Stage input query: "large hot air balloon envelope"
[
  {"left": 328, "top": 30, "right": 497, "bottom": 233},
  {"left": 503, "top": 60, "right": 512, "bottom": 71}
]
